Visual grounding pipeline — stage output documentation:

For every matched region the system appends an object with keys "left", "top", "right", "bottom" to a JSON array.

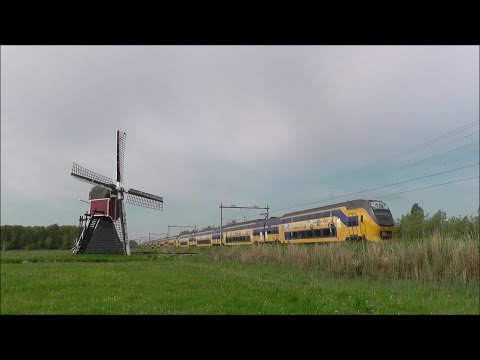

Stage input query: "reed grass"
[{"left": 209, "top": 233, "right": 479, "bottom": 283}]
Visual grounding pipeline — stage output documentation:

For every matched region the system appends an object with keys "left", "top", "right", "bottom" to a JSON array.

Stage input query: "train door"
[
  {"left": 359, "top": 214, "right": 366, "bottom": 238},
  {"left": 347, "top": 213, "right": 360, "bottom": 239}
]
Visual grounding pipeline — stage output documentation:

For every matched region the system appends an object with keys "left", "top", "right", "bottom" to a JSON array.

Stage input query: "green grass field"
[{"left": 1, "top": 247, "right": 478, "bottom": 314}]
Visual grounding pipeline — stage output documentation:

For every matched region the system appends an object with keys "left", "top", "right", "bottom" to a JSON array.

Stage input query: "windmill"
[{"left": 70, "top": 130, "right": 163, "bottom": 255}]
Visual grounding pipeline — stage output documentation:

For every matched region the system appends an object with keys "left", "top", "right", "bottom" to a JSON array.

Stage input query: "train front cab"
[
  {"left": 325, "top": 206, "right": 393, "bottom": 242},
  {"left": 326, "top": 201, "right": 394, "bottom": 242},
  {"left": 278, "top": 200, "right": 394, "bottom": 244},
  {"left": 363, "top": 200, "right": 394, "bottom": 242}
]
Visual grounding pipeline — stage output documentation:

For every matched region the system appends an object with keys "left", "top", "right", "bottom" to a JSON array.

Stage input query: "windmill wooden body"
[{"left": 71, "top": 130, "right": 163, "bottom": 255}]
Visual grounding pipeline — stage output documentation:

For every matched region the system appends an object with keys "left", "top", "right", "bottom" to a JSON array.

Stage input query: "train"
[{"left": 140, "top": 199, "right": 395, "bottom": 249}]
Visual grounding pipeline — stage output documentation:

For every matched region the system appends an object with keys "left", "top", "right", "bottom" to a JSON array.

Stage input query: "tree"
[
  {"left": 410, "top": 203, "right": 425, "bottom": 218},
  {"left": 395, "top": 203, "right": 426, "bottom": 240},
  {"left": 200, "top": 225, "right": 216, "bottom": 231},
  {"left": 425, "top": 209, "right": 447, "bottom": 236},
  {"left": 129, "top": 240, "right": 138, "bottom": 249}
]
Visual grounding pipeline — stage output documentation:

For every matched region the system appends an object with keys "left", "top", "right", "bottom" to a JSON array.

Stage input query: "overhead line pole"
[
  {"left": 149, "top": 232, "right": 167, "bottom": 242},
  {"left": 167, "top": 225, "right": 197, "bottom": 238}
]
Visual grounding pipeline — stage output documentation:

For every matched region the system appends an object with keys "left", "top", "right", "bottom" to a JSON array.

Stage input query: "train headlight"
[{"left": 380, "top": 231, "right": 392, "bottom": 239}]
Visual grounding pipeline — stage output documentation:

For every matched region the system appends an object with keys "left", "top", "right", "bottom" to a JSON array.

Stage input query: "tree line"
[
  {"left": 1, "top": 224, "right": 78, "bottom": 250},
  {"left": 393, "top": 203, "right": 479, "bottom": 240}
]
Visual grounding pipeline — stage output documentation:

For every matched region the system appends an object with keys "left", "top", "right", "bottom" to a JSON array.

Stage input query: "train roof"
[
  {"left": 281, "top": 199, "right": 373, "bottom": 218},
  {"left": 177, "top": 199, "right": 388, "bottom": 238}
]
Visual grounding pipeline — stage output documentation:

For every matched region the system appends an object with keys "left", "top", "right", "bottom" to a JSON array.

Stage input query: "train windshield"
[{"left": 369, "top": 200, "right": 394, "bottom": 226}]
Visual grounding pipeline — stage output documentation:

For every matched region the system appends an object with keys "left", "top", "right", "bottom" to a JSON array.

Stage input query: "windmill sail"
[
  {"left": 113, "top": 196, "right": 129, "bottom": 255},
  {"left": 116, "top": 130, "right": 126, "bottom": 184},
  {"left": 71, "top": 163, "right": 115, "bottom": 189},
  {"left": 126, "top": 188, "right": 164, "bottom": 210}
]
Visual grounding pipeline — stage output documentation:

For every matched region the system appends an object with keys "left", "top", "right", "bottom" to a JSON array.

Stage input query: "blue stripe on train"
[
  {"left": 209, "top": 209, "right": 359, "bottom": 236},
  {"left": 333, "top": 210, "right": 358, "bottom": 226}
]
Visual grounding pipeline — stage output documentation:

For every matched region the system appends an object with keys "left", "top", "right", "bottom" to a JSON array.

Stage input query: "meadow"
[{"left": 1, "top": 234, "right": 478, "bottom": 315}]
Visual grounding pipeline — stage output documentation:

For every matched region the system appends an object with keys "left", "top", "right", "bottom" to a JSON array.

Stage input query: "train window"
[
  {"left": 305, "top": 230, "right": 313, "bottom": 238},
  {"left": 314, "top": 229, "right": 322, "bottom": 238},
  {"left": 361, "top": 215, "right": 363, "bottom": 222}
]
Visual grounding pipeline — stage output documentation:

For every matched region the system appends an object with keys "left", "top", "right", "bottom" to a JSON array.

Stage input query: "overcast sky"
[{"left": 1, "top": 46, "right": 478, "bottom": 241}]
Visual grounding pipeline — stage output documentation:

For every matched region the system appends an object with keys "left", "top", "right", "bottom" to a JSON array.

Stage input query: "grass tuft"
[{"left": 209, "top": 234, "right": 479, "bottom": 283}]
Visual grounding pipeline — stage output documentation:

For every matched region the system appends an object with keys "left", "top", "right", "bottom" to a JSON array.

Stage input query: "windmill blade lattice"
[
  {"left": 71, "top": 163, "right": 115, "bottom": 189},
  {"left": 116, "top": 130, "right": 126, "bottom": 184},
  {"left": 71, "top": 237, "right": 81, "bottom": 254},
  {"left": 126, "top": 188, "right": 164, "bottom": 210},
  {"left": 113, "top": 198, "right": 129, "bottom": 254}
]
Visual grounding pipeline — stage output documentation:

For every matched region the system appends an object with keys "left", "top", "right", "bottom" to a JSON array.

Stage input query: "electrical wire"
[
  {"left": 214, "top": 121, "right": 480, "bottom": 226},
  {"left": 371, "top": 120, "right": 478, "bottom": 165},
  {"left": 408, "top": 141, "right": 479, "bottom": 167},
  {"left": 267, "top": 162, "right": 479, "bottom": 215},
  {"left": 373, "top": 176, "right": 479, "bottom": 200}
]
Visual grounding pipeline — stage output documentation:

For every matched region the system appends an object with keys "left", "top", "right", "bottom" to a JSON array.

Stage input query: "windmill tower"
[{"left": 70, "top": 130, "right": 163, "bottom": 255}]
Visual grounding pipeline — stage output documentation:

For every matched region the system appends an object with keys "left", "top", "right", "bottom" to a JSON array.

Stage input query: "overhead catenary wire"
[
  {"left": 224, "top": 174, "right": 480, "bottom": 225},
  {"left": 408, "top": 141, "right": 479, "bottom": 168},
  {"left": 372, "top": 176, "right": 480, "bottom": 200},
  {"left": 207, "top": 121, "right": 480, "bottom": 228},
  {"left": 223, "top": 155, "right": 480, "bottom": 225},
  {"left": 440, "top": 130, "right": 479, "bottom": 147},
  {"left": 265, "top": 162, "right": 479, "bottom": 216},
  {"left": 376, "top": 120, "right": 478, "bottom": 163},
  {"left": 307, "top": 121, "right": 479, "bottom": 207}
]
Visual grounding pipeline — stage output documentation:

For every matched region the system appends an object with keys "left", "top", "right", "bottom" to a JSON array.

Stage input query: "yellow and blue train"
[{"left": 142, "top": 199, "right": 394, "bottom": 248}]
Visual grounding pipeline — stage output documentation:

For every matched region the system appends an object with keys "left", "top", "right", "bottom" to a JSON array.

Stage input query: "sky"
[{"left": 1, "top": 45, "right": 479, "bottom": 242}]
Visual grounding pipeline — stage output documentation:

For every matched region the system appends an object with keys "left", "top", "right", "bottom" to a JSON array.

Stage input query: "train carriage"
[
  {"left": 188, "top": 237, "right": 197, "bottom": 246},
  {"left": 251, "top": 217, "right": 282, "bottom": 244},
  {"left": 167, "top": 237, "right": 177, "bottom": 247},
  {"left": 280, "top": 199, "right": 394, "bottom": 243},
  {"left": 153, "top": 199, "right": 394, "bottom": 249},
  {"left": 222, "top": 219, "right": 258, "bottom": 246},
  {"left": 196, "top": 232, "right": 213, "bottom": 246},
  {"left": 178, "top": 238, "right": 189, "bottom": 247}
]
